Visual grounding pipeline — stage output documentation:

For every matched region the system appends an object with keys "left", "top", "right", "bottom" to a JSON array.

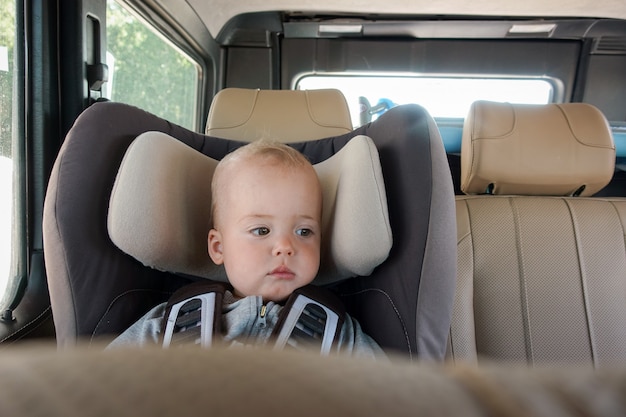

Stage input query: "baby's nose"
[{"left": 272, "top": 235, "right": 294, "bottom": 256}]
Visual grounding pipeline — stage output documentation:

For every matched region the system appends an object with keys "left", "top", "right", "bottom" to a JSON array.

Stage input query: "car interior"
[{"left": 1, "top": 0, "right": 626, "bottom": 415}]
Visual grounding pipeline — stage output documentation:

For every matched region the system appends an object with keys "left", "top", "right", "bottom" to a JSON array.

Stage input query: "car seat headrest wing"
[
  {"left": 108, "top": 133, "right": 223, "bottom": 280},
  {"left": 108, "top": 132, "right": 391, "bottom": 285},
  {"left": 314, "top": 135, "right": 392, "bottom": 284},
  {"left": 461, "top": 101, "right": 615, "bottom": 196}
]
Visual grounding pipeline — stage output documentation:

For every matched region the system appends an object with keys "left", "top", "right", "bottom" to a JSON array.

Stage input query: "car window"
[
  {"left": 297, "top": 75, "right": 555, "bottom": 127},
  {"left": 0, "top": 0, "right": 17, "bottom": 309},
  {"left": 106, "top": 0, "right": 199, "bottom": 130}
]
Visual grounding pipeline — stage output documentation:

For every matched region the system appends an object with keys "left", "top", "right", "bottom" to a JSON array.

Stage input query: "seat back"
[
  {"left": 448, "top": 101, "right": 626, "bottom": 366},
  {"left": 44, "top": 91, "right": 457, "bottom": 360}
]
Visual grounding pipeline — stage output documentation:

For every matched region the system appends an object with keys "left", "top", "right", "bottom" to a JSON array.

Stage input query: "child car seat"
[{"left": 43, "top": 90, "right": 457, "bottom": 360}]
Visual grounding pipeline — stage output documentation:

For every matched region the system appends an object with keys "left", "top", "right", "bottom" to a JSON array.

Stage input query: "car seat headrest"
[
  {"left": 205, "top": 88, "right": 353, "bottom": 142},
  {"left": 461, "top": 101, "right": 615, "bottom": 196},
  {"left": 108, "top": 132, "right": 391, "bottom": 285}
]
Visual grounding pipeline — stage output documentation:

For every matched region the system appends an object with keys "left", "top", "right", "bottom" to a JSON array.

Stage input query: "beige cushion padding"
[
  {"left": 461, "top": 101, "right": 615, "bottom": 196},
  {"left": 108, "top": 132, "right": 221, "bottom": 280},
  {"left": 108, "top": 133, "right": 391, "bottom": 285},
  {"left": 0, "top": 345, "right": 626, "bottom": 417},
  {"left": 448, "top": 195, "right": 626, "bottom": 367},
  {"left": 205, "top": 88, "right": 353, "bottom": 142},
  {"left": 3, "top": 344, "right": 626, "bottom": 417},
  {"left": 314, "top": 135, "right": 392, "bottom": 284}
]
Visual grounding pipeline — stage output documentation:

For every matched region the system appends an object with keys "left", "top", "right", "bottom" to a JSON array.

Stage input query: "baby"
[
  {"left": 109, "top": 140, "right": 384, "bottom": 358},
  {"left": 207, "top": 139, "right": 323, "bottom": 304}
]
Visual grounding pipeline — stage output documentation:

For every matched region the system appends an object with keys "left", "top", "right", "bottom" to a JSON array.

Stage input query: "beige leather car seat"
[
  {"left": 205, "top": 88, "right": 353, "bottom": 142},
  {"left": 448, "top": 100, "right": 626, "bottom": 367}
]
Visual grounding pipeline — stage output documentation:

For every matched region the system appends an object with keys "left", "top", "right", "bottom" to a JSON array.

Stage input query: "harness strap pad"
[
  {"left": 160, "top": 281, "right": 228, "bottom": 347},
  {"left": 272, "top": 285, "right": 346, "bottom": 355}
]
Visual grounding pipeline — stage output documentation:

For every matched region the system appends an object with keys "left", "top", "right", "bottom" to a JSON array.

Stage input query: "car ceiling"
[{"left": 183, "top": 0, "right": 626, "bottom": 37}]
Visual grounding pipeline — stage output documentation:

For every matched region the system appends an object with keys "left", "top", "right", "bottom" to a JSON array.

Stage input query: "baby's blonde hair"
[{"left": 210, "top": 140, "right": 316, "bottom": 228}]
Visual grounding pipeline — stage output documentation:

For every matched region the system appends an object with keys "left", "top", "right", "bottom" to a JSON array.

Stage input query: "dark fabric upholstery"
[{"left": 43, "top": 101, "right": 456, "bottom": 360}]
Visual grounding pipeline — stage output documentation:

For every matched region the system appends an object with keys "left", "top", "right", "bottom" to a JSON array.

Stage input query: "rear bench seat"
[{"left": 447, "top": 100, "right": 626, "bottom": 367}]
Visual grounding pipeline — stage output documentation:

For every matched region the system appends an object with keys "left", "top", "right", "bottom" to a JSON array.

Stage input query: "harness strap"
[
  {"left": 159, "top": 280, "right": 346, "bottom": 355},
  {"left": 272, "top": 285, "right": 345, "bottom": 355},
  {"left": 161, "top": 281, "right": 227, "bottom": 348}
]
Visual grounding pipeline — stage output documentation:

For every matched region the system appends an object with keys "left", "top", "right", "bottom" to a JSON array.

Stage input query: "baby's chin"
[
  {"left": 232, "top": 288, "right": 293, "bottom": 304},
  {"left": 261, "top": 284, "right": 309, "bottom": 304},
  {"left": 234, "top": 280, "right": 315, "bottom": 303},
  {"left": 261, "top": 291, "right": 292, "bottom": 304}
]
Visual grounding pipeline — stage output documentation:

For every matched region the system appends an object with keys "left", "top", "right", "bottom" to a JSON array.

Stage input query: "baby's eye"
[
  {"left": 296, "top": 228, "right": 313, "bottom": 237},
  {"left": 251, "top": 227, "right": 270, "bottom": 236}
]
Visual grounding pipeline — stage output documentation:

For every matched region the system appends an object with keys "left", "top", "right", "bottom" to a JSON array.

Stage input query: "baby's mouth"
[{"left": 270, "top": 265, "right": 296, "bottom": 280}]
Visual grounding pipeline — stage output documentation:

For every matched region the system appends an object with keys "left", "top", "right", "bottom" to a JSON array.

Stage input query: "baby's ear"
[{"left": 207, "top": 229, "right": 224, "bottom": 265}]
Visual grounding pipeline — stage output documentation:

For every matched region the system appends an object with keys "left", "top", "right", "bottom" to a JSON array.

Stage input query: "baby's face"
[{"left": 208, "top": 160, "right": 322, "bottom": 302}]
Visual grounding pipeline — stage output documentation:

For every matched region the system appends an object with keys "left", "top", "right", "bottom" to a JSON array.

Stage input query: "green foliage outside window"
[{"left": 106, "top": 0, "right": 198, "bottom": 129}]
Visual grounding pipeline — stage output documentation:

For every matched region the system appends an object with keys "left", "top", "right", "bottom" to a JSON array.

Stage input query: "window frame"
[
  {"left": 105, "top": 0, "right": 208, "bottom": 132},
  {"left": 1, "top": 0, "right": 29, "bottom": 314}
]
